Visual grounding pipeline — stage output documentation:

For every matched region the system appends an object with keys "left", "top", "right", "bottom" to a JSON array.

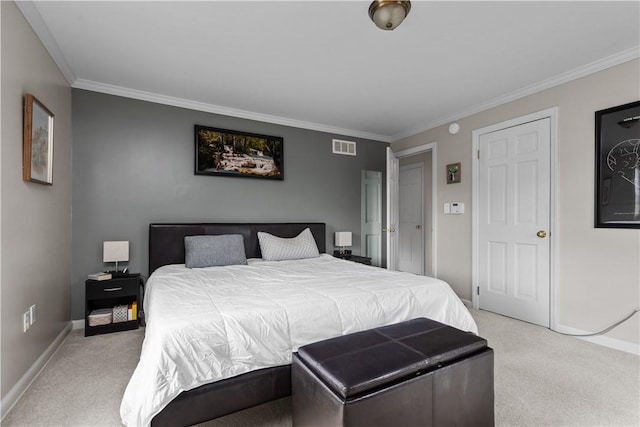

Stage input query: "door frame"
[
  {"left": 471, "top": 107, "right": 559, "bottom": 330},
  {"left": 399, "top": 162, "right": 425, "bottom": 276},
  {"left": 390, "top": 142, "right": 438, "bottom": 277}
]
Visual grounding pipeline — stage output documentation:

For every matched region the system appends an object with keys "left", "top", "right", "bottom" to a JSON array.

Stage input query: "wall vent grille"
[{"left": 332, "top": 139, "right": 357, "bottom": 156}]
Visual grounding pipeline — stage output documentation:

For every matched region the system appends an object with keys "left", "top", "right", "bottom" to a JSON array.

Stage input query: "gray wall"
[
  {"left": 1, "top": 1, "right": 72, "bottom": 400},
  {"left": 72, "top": 89, "right": 387, "bottom": 320}
]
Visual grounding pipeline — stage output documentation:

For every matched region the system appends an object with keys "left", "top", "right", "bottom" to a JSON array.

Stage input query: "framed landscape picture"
[
  {"left": 594, "top": 100, "right": 640, "bottom": 228},
  {"left": 23, "top": 94, "right": 54, "bottom": 185},
  {"left": 194, "top": 125, "right": 283, "bottom": 180}
]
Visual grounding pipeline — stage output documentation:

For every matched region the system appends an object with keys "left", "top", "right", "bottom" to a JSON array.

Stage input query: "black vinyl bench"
[{"left": 292, "top": 317, "right": 494, "bottom": 427}]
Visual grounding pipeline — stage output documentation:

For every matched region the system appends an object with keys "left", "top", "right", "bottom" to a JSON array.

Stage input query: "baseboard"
[
  {"left": 0, "top": 322, "right": 72, "bottom": 421},
  {"left": 555, "top": 323, "right": 640, "bottom": 356},
  {"left": 460, "top": 298, "right": 473, "bottom": 309},
  {"left": 72, "top": 319, "right": 85, "bottom": 329}
]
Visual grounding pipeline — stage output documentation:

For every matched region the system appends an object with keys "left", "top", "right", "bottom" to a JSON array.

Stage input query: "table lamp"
[
  {"left": 103, "top": 241, "right": 129, "bottom": 273},
  {"left": 334, "top": 232, "right": 352, "bottom": 256}
]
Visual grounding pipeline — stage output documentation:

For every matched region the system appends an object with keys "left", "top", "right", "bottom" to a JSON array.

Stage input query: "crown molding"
[
  {"left": 16, "top": 1, "right": 389, "bottom": 142},
  {"left": 391, "top": 46, "right": 640, "bottom": 142},
  {"left": 72, "top": 79, "right": 391, "bottom": 143},
  {"left": 17, "top": 0, "right": 637, "bottom": 145},
  {"left": 15, "top": 0, "right": 76, "bottom": 85}
]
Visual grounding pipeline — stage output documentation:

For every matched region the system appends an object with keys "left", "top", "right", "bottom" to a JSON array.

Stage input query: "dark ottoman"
[{"left": 292, "top": 317, "right": 494, "bottom": 427}]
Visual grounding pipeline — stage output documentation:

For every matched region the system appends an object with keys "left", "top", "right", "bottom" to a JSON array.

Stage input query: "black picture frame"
[
  {"left": 194, "top": 125, "right": 283, "bottom": 180},
  {"left": 594, "top": 100, "right": 640, "bottom": 228}
]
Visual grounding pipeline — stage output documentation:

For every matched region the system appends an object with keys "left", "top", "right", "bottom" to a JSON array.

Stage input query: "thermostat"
[{"left": 451, "top": 202, "right": 465, "bottom": 214}]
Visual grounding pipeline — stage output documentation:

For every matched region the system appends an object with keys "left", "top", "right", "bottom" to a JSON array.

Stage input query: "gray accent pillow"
[
  {"left": 257, "top": 228, "right": 320, "bottom": 261},
  {"left": 184, "top": 234, "right": 248, "bottom": 268}
]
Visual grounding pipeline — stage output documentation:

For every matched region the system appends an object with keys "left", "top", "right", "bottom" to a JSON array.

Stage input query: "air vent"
[{"left": 332, "top": 139, "right": 356, "bottom": 156}]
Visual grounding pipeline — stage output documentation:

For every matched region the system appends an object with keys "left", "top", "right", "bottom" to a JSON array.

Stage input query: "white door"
[
  {"left": 386, "top": 147, "right": 399, "bottom": 270},
  {"left": 398, "top": 164, "right": 424, "bottom": 275},
  {"left": 361, "top": 170, "right": 382, "bottom": 266},
  {"left": 478, "top": 118, "right": 551, "bottom": 327}
]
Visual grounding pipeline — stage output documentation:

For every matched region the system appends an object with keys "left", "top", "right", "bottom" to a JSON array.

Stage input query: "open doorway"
[
  {"left": 399, "top": 153, "right": 433, "bottom": 276},
  {"left": 387, "top": 143, "right": 437, "bottom": 277}
]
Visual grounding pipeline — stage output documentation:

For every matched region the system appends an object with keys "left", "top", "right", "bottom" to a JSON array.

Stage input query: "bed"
[{"left": 120, "top": 223, "right": 478, "bottom": 427}]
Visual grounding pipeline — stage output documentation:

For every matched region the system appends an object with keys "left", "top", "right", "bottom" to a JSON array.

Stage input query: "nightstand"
[
  {"left": 85, "top": 274, "right": 141, "bottom": 337},
  {"left": 333, "top": 254, "right": 372, "bottom": 266}
]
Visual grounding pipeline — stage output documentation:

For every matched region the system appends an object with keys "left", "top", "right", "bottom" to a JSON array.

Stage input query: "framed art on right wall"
[{"left": 594, "top": 100, "right": 640, "bottom": 228}]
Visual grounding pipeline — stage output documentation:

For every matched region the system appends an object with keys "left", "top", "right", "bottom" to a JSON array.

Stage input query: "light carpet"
[{"left": 2, "top": 310, "right": 638, "bottom": 426}]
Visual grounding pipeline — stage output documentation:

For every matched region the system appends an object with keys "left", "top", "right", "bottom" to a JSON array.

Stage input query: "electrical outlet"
[
  {"left": 30, "top": 304, "right": 36, "bottom": 325},
  {"left": 23, "top": 311, "right": 30, "bottom": 332}
]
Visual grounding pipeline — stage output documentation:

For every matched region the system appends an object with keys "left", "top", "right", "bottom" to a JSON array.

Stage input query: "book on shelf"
[
  {"left": 88, "top": 272, "right": 112, "bottom": 281},
  {"left": 127, "top": 301, "right": 138, "bottom": 321}
]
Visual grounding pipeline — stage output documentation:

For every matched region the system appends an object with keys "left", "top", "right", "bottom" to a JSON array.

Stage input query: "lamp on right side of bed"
[{"left": 334, "top": 231, "right": 352, "bottom": 256}]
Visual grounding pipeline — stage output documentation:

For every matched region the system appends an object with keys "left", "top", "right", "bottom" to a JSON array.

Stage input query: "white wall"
[
  {"left": 393, "top": 59, "right": 640, "bottom": 346},
  {"left": 1, "top": 0, "right": 72, "bottom": 405}
]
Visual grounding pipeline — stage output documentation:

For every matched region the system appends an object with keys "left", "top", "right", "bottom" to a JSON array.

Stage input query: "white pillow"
[{"left": 257, "top": 228, "right": 320, "bottom": 261}]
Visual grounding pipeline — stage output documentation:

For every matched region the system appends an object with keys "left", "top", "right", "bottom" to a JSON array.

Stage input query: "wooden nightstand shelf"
[
  {"left": 85, "top": 275, "right": 140, "bottom": 337},
  {"left": 333, "top": 254, "right": 372, "bottom": 266}
]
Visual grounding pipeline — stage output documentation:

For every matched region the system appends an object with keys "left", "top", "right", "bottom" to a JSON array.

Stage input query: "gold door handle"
[
  {"left": 536, "top": 230, "right": 547, "bottom": 238},
  {"left": 383, "top": 228, "right": 396, "bottom": 233},
  {"left": 416, "top": 225, "right": 421, "bottom": 230}
]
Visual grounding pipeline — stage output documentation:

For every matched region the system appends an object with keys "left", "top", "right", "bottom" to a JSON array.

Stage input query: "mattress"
[{"left": 120, "top": 254, "right": 478, "bottom": 426}]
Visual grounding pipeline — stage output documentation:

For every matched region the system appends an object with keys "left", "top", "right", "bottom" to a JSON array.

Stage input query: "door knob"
[
  {"left": 536, "top": 230, "right": 547, "bottom": 238},
  {"left": 416, "top": 225, "right": 421, "bottom": 230}
]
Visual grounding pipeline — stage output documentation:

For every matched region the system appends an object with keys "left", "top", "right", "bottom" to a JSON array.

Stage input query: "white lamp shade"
[
  {"left": 334, "top": 232, "right": 352, "bottom": 247},
  {"left": 103, "top": 241, "right": 129, "bottom": 262}
]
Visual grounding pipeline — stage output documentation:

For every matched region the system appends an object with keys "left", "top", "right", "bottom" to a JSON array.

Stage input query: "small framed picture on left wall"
[{"left": 23, "top": 93, "right": 54, "bottom": 185}]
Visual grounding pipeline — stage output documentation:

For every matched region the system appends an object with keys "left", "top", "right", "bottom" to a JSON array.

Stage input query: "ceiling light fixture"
[{"left": 368, "top": 0, "right": 411, "bottom": 31}]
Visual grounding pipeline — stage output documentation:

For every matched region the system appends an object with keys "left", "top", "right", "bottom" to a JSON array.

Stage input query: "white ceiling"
[{"left": 21, "top": 1, "right": 640, "bottom": 142}]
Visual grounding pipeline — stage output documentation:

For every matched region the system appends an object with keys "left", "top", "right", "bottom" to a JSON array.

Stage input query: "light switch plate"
[{"left": 444, "top": 203, "right": 450, "bottom": 214}]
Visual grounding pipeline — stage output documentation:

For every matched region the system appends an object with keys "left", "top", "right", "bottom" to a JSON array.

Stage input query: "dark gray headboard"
[{"left": 149, "top": 223, "right": 326, "bottom": 274}]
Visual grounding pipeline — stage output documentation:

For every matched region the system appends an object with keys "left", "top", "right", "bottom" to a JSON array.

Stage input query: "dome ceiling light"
[{"left": 368, "top": 1, "right": 412, "bottom": 31}]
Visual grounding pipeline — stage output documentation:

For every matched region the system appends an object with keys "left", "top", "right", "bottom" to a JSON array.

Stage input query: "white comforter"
[{"left": 120, "top": 254, "right": 477, "bottom": 426}]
